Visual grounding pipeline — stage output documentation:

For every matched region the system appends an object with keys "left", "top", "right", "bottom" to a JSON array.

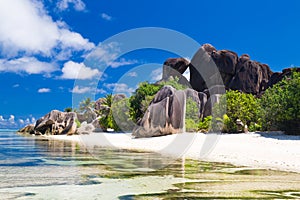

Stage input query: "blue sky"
[{"left": 0, "top": 0, "right": 300, "bottom": 128}]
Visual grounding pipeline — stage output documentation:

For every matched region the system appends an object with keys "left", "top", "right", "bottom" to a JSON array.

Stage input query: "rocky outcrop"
[
  {"left": 77, "top": 107, "right": 97, "bottom": 123},
  {"left": 33, "top": 110, "right": 77, "bottom": 135},
  {"left": 163, "top": 44, "right": 297, "bottom": 96},
  {"left": 18, "top": 124, "right": 35, "bottom": 134},
  {"left": 162, "top": 58, "right": 191, "bottom": 86},
  {"left": 77, "top": 121, "right": 95, "bottom": 134},
  {"left": 132, "top": 86, "right": 207, "bottom": 138},
  {"left": 266, "top": 67, "right": 300, "bottom": 90}
]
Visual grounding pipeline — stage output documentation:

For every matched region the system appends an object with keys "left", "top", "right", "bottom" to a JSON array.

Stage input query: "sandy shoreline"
[{"left": 44, "top": 132, "right": 300, "bottom": 173}]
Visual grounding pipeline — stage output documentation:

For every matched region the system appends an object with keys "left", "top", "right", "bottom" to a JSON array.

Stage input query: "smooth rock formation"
[
  {"left": 132, "top": 86, "right": 207, "bottom": 138},
  {"left": 163, "top": 44, "right": 298, "bottom": 96},
  {"left": 162, "top": 58, "right": 191, "bottom": 86},
  {"left": 77, "top": 121, "right": 95, "bottom": 134},
  {"left": 18, "top": 124, "right": 35, "bottom": 134},
  {"left": 77, "top": 107, "right": 97, "bottom": 123},
  {"left": 34, "top": 110, "right": 77, "bottom": 135},
  {"left": 266, "top": 67, "right": 300, "bottom": 90}
]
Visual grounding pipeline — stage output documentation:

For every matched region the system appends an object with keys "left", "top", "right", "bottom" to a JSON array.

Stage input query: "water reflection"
[{"left": 0, "top": 132, "right": 300, "bottom": 199}]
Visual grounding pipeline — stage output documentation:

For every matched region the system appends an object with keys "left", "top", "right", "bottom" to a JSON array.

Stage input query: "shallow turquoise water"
[{"left": 1, "top": 130, "right": 300, "bottom": 199}]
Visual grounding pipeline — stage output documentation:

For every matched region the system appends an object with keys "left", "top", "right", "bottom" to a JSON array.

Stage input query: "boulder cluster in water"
[{"left": 19, "top": 44, "right": 300, "bottom": 137}]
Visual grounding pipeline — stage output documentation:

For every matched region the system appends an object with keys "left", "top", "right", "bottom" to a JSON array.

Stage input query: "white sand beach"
[{"left": 45, "top": 132, "right": 300, "bottom": 173}]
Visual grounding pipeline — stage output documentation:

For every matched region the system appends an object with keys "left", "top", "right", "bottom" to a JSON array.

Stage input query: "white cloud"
[
  {"left": 9, "top": 115, "right": 15, "bottom": 124},
  {"left": 57, "top": 0, "right": 86, "bottom": 11},
  {"left": 86, "top": 42, "right": 138, "bottom": 69},
  {"left": 60, "top": 61, "right": 101, "bottom": 80},
  {"left": 0, "top": 0, "right": 94, "bottom": 58},
  {"left": 109, "top": 58, "right": 138, "bottom": 68},
  {"left": 25, "top": 118, "right": 30, "bottom": 124},
  {"left": 13, "top": 84, "right": 20, "bottom": 88},
  {"left": 0, "top": 116, "right": 4, "bottom": 121},
  {"left": 71, "top": 86, "right": 106, "bottom": 94},
  {"left": 31, "top": 117, "right": 36, "bottom": 124},
  {"left": 38, "top": 88, "right": 51, "bottom": 93},
  {"left": 127, "top": 72, "right": 138, "bottom": 77},
  {"left": 71, "top": 86, "right": 93, "bottom": 94},
  {"left": 96, "top": 88, "right": 106, "bottom": 94},
  {"left": 0, "top": 57, "right": 57, "bottom": 75},
  {"left": 151, "top": 68, "right": 162, "bottom": 82},
  {"left": 19, "top": 119, "right": 25, "bottom": 124},
  {"left": 101, "top": 13, "right": 112, "bottom": 21},
  {"left": 105, "top": 83, "right": 135, "bottom": 94}
]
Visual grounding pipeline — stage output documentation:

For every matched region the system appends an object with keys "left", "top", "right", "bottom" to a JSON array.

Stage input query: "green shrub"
[
  {"left": 260, "top": 71, "right": 300, "bottom": 134},
  {"left": 198, "top": 116, "right": 212, "bottom": 132},
  {"left": 64, "top": 107, "right": 72, "bottom": 112},
  {"left": 222, "top": 114, "right": 237, "bottom": 133},
  {"left": 129, "top": 82, "right": 163, "bottom": 122},
  {"left": 111, "top": 98, "right": 134, "bottom": 131},
  {"left": 213, "top": 90, "right": 261, "bottom": 133},
  {"left": 98, "top": 94, "right": 120, "bottom": 131},
  {"left": 186, "top": 97, "right": 200, "bottom": 123},
  {"left": 159, "top": 77, "right": 188, "bottom": 90},
  {"left": 75, "top": 118, "right": 81, "bottom": 128},
  {"left": 185, "top": 118, "right": 198, "bottom": 132}
]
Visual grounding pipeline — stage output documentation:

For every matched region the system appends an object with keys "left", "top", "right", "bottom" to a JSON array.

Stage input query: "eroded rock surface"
[
  {"left": 133, "top": 86, "right": 207, "bottom": 138},
  {"left": 163, "top": 44, "right": 298, "bottom": 96},
  {"left": 34, "top": 110, "right": 77, "bottom": 135}
]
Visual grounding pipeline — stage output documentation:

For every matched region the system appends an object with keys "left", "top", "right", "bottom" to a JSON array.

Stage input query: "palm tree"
[{"left": 79, "top": 97, "right": 94, "bottom": 113}]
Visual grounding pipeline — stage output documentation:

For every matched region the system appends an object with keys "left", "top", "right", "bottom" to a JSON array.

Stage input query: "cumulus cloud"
[
  {"left": 101, "top": 13, "right": 112, "bottom": 21},
  {"left": 57, "top": 0, "right": 86, "bottom": 11},
  {"left": 71, "top": 86, "right": 93, "bottom": 94},
  {"left": 60, "top": 61, "right": 101, "bottom": 80},
  {"left": 0, "top": 115, "right": 37, "bottom": 128},
  {"left": 12, "top": 84, "right": 20, "bottom": 88},
  {"left": 0, "top": 57, "right": 58, "bottom": 75},
  {"left": 109, "top": 58, "right": 138, "bottom": 68},
  {"left": 38, "top": 88, "right": 51, "bottom": 93},
  {"left": 150, "top": 68, "right": 162, "bottom": 82},
  {"left": 105, "top": 83, "right": 135, "bottom": 94},
  {"left": 0, "top": 0, "right": 94, "bottom": 58},
  {"left": 25, "top": 118, "right": 30, "bottom": 124},
  {"left": 31, "top": 117, "right": 36, "bottom": 124},
  {"left": 127, "top": 72, "right": 138, "bottom": 77},
  {"left": 8, "top": 115, "right": 15, "bottom": 124},
  {"left": 86, "top": 42, "right": 138, "bottom": 69}
]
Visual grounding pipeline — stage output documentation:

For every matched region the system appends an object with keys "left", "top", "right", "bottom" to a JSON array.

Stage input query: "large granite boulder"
[
  {"left": 34, "top": 110, "right": 77, "bottom": 135},
  {"left": 132, "top": 86, "right": 207, "bottom": 138},
  {"left": 77, "top": 107, "right": 97, "bottom": 123},
  {"left": 228, "top": 56, "right": 272, "bottom": 94},
  {"left": 162, "top": 58, "right": 191, "bottom": 86},
  {"left": 192, "top": 44, "right": 272, "bottom": 95},
  {"left": 163, "top": 44, "right": 279, "bottom": 96},
  {"left": 18, "top": 124, "right": 35, "bottom": 134},
  {"left": 266, "top": 68, "right": 300, "bottom": 90},
  {"left": 77, "top": 121, "right": 95, "bottom": 134}
]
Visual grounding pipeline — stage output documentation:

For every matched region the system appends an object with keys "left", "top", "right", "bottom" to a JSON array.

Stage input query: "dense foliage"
[
  {"left": 111, "top": 97, "right": 134, "bottom": 131},
  {"left": 129, "top": 82, "right": 163, "bottom": 122},
  {"left": 98, "top": 94, "right": 120, "bottom": 131},
  {"left": 79, "top": 97, "right": 94, "bottom": 113},
  {"left": 185, "top": 97, "right": 200, "bottom": 132},
  {"left": 76, "top": 71, "right": 299, "bottom": 135},
  {"left": 260, "top": 71, "right": 300, "bottom": 134},
  {"left": 213, "top": 90, "right": 261, "bottom": 133}
]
